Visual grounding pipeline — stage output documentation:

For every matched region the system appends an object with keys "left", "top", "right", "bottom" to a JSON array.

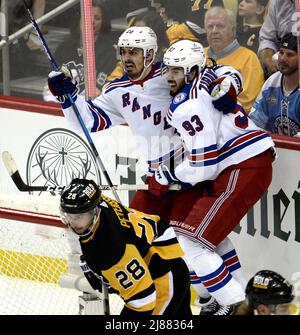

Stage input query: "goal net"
[{"left": 0, "top": 194, "right": 124, "bottom": 315}]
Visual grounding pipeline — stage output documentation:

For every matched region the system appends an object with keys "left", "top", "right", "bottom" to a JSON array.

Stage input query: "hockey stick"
[
  {"left": 22, "top": 3, "right": 114, "bottom": 313},
  {"left": 22, "top": 0, "right": 122, "bottom": 203},
  {"left": 2, "top": 151, "right": 181, "bottom": 193}
]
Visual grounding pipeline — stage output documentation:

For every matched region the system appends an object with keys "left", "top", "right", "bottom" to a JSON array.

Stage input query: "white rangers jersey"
[
  {"left": 167, "top": 75, "right": 275, "bottom": 185},
  {"left": 62, "top": 62, "right": 182, "bottom": 174},
  {"left": 60, "top": 62, "right": 244, "bottom": 174}
]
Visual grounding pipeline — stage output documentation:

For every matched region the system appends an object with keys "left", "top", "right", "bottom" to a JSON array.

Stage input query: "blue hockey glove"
[
  {"left": 48, "top": 66, "right": 78, "bottom": 108},
  {"left": 199, "top": 68, "right": 218, "bottom": 93},
  {"left": 210, "top": 76, "right": 238, "bottom": 114}
]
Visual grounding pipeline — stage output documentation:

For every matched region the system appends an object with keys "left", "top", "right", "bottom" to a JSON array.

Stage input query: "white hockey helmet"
[
  {"left": 163, "top": 40, "right": 206, "bottom": 76},
  {"left": 117, "top": 26, "right": 158, "bottom": 62}
]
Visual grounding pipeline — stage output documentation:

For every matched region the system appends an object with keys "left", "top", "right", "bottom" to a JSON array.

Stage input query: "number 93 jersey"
[{"left": 167, "top": 75, "right": 275, "bottom": 185}]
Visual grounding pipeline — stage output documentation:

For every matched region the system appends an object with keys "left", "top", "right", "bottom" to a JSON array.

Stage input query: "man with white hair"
[{"left": 204, "top": 6, "right": 264, "bottom": 112}]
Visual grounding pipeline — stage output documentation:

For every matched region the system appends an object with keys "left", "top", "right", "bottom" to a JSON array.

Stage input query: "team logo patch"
[
  {"left": 274, "top": 115, "right": 300, "bottom": 136},
  {"left": 174, "top": 92, "right": 187, "bottom": 104}
]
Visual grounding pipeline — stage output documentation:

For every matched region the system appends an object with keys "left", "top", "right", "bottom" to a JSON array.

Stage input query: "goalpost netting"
[{"left": 0, "top": 193, "right": 124, "bottom": 315}]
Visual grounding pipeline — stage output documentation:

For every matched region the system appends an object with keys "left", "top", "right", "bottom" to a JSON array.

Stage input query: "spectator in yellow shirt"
[{"left": 204, "top": 6, "right": 264, "bottom": 112}]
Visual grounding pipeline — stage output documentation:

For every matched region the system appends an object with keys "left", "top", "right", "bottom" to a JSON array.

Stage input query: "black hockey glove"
[
  {"left": 79, "top": 255, "right": 103, "bottom": 292},
  {"left": 79, "top": 255, "right": 118, "bottom": 294}
]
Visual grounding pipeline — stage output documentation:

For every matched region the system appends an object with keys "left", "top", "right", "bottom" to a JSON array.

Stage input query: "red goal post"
[{"left": 0, "top": 194, "right": 79, "bottom": 314}]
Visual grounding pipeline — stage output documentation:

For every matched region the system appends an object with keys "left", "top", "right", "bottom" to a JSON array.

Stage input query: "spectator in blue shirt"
[{"left": 250, "top": 33, "right": 300, "bottom": 137}]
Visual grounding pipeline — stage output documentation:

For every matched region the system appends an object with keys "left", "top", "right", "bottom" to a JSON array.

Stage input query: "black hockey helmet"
[
  {"left": 246, "top": 270, "right": 294, "bottom": 309},
  {"left": 60, "top": 178, "right": 101, "bottom": 214}
]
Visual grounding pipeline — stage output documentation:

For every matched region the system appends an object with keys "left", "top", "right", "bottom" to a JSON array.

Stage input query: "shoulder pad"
[
  {"left": 170, "top": 91, "right": 189, "bottom": 113},
  {"left": 102, "top": 74, "right": 132, "bottom": 94}
]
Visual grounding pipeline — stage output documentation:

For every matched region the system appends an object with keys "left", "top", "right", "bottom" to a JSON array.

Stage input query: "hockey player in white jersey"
[
  {"left": 152, "top": 39, "right": 276, "bottom": 315},
  {"left": 48, "top": 27, "right": 244, "bottom": 226}
]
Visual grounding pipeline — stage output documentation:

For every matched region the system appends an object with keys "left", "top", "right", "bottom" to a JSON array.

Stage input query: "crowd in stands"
[
  {"left": 43, "top": 0, "right": 117, "bottom": 100},
  {"left": 1, "top": 0, "right": 299, "bottom": 137}
]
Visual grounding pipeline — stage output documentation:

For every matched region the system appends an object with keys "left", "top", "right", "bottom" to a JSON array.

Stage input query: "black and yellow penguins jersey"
[{"left": 79, "top": 194, "right": 185, "bottom": 313}]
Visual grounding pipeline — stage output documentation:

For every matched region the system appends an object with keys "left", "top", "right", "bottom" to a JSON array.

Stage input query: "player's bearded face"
[
  {"left": 278, "top": 48, "right": 298, "bottom": 76},
  {"left": 166, "top": 66, "right": 186, "bottom": 96},
  {"left": 120, "top": 47, "right": 146, "bottom": 80}
]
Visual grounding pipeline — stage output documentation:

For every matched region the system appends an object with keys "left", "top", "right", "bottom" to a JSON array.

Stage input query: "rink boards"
[{"left": 0, "top": 97, "right": 300, "bottom": 294}]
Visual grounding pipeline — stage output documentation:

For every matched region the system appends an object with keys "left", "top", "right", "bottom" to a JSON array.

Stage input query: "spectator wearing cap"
[
  {"left": 250, "top": 33, "right": 300, "bottom": 137},
  {"left": 258, "top": 0, "right": 296, "bottom": 78},
  {"left": 204, "top": 6, "right": 264, "bottom": 112}
]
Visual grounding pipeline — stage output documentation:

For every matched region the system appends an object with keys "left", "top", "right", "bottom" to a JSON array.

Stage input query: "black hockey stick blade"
[
  {"left": 2, "top": 151, "right": 178, "bottom": 192},
  {"left": 2, "top": 151, "right": 47, "bottom": 192}
]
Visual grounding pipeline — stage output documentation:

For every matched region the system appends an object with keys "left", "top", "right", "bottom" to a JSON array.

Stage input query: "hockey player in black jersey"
[{"left": 59, "top": 178, "right": 192, "bottom": 316}]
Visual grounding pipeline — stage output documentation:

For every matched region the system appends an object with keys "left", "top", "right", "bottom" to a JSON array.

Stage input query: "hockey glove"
[
  {"left": 199, "top": 68, "right": 218, "bottom": 93},
  {"left": 209, "top": 76, "right": 238, "bottom": 114},
  {"left": 79, "top": 255, "right": 118, "bottom": 294},
  {"left": 79, "top": 255, "right": 103, "bottom": 292},
  {"left": 148, "top": 176, "right": 170, "bottom": 197},
  {"left": 148, "top": 165, "right": 191, "bottom": 197},
  {"left": 48, "top": 66, "right": 79, "bottom": 109},
  {"left": 148, "top": 164, "right": 176, "bottom": 197},
  {"left": 155, "top": 164, "right": 179, "bottom": 185}
]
